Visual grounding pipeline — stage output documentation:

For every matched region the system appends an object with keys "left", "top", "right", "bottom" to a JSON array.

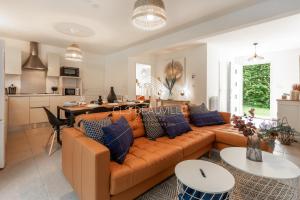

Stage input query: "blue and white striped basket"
[{"left": 177, "top": 179, "right": 232, "bottom": 200}]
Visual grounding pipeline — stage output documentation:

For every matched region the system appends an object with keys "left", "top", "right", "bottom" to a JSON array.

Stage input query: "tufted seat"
[
  {"left": 109, "top": 137, "right": 183, "bottom": 195},
  {"left": 156, "top": 130, "right": 215, "bottom": 157}
]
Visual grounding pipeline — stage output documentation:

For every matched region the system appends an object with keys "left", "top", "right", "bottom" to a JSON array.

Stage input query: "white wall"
[
  {"left": 154, "top": 44, "right": 207, "bottom": 104},
  {"left": 3, "top": 37, "right": 105, "bottom": 100},
  {"left": 266, "top": 49, "right": 300, "bottom": 117}
]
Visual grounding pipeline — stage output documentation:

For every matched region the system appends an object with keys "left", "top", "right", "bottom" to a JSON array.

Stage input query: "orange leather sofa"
[{"left": 62, "top": 107, "right": 271, "bottom": 200}]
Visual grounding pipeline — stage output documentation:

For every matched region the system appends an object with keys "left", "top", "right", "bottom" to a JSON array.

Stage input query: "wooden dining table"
[{"left": 57, "top": 102, "right": 149, "bottom": 126}]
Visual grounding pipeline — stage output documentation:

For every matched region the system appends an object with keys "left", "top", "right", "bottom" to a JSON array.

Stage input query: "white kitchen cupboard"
[
  {"left": 47, "top": 53, "right": 60, "bottom": 77},
  {"left": 8, "top": 97, "right": 30, "bottom": 127},
  {"left": 5, "top": 47, "right": 22, "bottom": 75},
  {"left": 277, "top": 100, "right": 300, "bottom": 132}
]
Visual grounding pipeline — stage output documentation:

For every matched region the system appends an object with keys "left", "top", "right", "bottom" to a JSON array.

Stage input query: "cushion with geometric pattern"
[{"left": 82, "top": 117, "right": 112, "bottom": 144}]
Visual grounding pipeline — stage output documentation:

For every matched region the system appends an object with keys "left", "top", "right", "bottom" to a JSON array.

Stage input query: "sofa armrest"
[
  {"left": 62, "top": 128, "right": 111, "bottom": 200},
  {"left": 219, "top": 112, "right": 231, "bottom": 124}
]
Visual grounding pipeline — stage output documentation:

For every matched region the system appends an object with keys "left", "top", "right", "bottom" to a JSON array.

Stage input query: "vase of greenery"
[
  {"left": 232, "top": 109, "right": 276, "bottom": 162},
  {"left": 232, "top": 112, "right": 263, "bottom": 162}
]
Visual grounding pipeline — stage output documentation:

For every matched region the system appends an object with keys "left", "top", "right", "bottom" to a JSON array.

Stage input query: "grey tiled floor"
[
  {"left": 0, "top": 127, "right": 78, "bottom": 200},
  {"left": 1, "top": 127, "right": 300, "bottom": 200}
]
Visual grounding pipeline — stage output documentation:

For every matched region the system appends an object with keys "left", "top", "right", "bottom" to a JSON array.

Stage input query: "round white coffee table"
[
  {"left": 221, "top": 147, "right": 300, "bottom": 200},
  {"left": 175, "top": 160, "right": 235, "bottom": 200}
]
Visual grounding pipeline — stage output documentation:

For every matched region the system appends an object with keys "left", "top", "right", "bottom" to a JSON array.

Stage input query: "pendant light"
[
  {"left": 65, "top": 43, "right": 83, "bottom": 62},
  {"left": 132, "top": 0, "right": 167, "bottom": 31},
  {"left": 248, "top": 43, "right": 264, "bottom": 62}
]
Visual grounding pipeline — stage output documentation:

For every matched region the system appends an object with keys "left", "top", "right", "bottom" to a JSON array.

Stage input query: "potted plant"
[{"left": 264, "top": 117, "right": 297, "bottom": 145}]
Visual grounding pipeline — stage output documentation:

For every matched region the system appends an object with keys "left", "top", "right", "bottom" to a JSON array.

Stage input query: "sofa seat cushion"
[
  {"left": 109, "top": 137, "right": 183, "bottom": 195},
  {"left": 155, "top": 130, "right": 215, "bottom": 157},
  {"left": 214, "top": 127, "right": 247, "bottom": 147}
]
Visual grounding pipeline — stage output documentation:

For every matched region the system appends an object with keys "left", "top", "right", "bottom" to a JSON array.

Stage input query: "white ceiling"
[
  {"left": 202, "top": 13, "right": 300, "bottom": 56},
  {"left": 0, "top": 0, "right": 264, "bottom": 54}
]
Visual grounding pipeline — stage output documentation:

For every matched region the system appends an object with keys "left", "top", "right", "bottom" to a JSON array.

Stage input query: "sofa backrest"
[
  {"left": 111, "top": 108, "right": 145, "bottom": 138},
  {"left": 75, "top": 111, "right": 113, "bottom": 133},
  {"left": 75, "top": 108, "right": 145, "bottom": 139}
]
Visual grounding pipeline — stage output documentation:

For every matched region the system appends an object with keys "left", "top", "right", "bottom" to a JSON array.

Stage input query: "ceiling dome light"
[
  {"left": 248, "top": 43, "right": 264, "bottom": 62},
  {"left": 132, "top": 0, "right": 167, "bottom": 31},
  {"left": 65, "top": 43, "right": 83, "bottom": 62}
]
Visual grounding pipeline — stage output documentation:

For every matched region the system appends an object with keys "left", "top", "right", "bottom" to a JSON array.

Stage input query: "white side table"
[
  {"left": 175, "top": 160, "right": 235, "bottom": 200},
  {"left": 221, "top": 147, "right": 300, "bottom": 200}
]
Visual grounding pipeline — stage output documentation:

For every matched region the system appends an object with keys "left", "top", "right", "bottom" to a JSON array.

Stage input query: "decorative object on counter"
[
  {"left": 98, "top": 96, "right": 103, "bottom": 105},
  {"left": 51, "top": 86, "right": 58, "bottom": 94},
  {"left": 65, "top": 43, "right": 83, "bottom": 62},
  {"left": 107, "top": 87, "right": 117, "bottom": 103},
  {"left": 231, "top": 108, "right": 275, "bottom": 162},
  {"left": 8, "top": 84, "right": 17, "bottom": 94},
  {"left": 163, "top": 60, "right": 183, "bottom": 98},
  {"left": 132, "top": 0, "right": 167, "bottom": 31},
  {"left": 281, "top": 93, "right": 289, "bottom": 100},
  {"left": 290, "top": 84, "right": 300, "bottom": 101}
]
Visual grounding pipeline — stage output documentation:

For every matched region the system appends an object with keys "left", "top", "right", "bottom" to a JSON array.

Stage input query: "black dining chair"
[{"left": 43, "top": 107, "right": 67, "bottom": 156}]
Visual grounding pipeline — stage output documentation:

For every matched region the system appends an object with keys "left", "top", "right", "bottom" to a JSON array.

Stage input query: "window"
[{"left": 136, "top": 63, "right": 151, "bottom": 96}]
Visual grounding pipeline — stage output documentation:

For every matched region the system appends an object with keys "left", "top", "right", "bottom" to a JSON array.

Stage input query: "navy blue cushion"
[
  {"left": 158, "top": 114, "right": 192, "bottom": 139},
  {"left": 102, "top": 117, "right": 134, "bottom": 164},
  {"left": 82, "top": 117, "right": 112, "bottom": 144},
  {"left": 190, "top": 111, "right": 225, "bottom": 127}
]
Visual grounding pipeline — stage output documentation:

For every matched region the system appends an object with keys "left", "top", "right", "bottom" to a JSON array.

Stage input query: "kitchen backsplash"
[{"left": 5, "top": 74, "right": 59, "bottom": 94}]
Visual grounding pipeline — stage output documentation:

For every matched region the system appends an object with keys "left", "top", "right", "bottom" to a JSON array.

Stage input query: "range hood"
[{"left": 22, "top": 41, "right": 47, "bottom": 70}]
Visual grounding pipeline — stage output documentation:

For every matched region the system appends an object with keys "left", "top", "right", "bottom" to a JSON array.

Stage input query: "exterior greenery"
[{"left": 243, "top": 64, "right": 270, "bottom": 109}]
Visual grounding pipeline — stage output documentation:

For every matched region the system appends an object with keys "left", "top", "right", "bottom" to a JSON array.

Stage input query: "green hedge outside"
[{"left": 243, "top": 63, "right": 270, "bottom": 109}]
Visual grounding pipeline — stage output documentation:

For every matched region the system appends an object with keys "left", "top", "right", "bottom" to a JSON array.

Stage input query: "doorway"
[
  {"left": 243, "top": 63, "right": 271, "bottom": 118},
  {"left": 136, "top": 63, "right": 152, "bottom": 97}
]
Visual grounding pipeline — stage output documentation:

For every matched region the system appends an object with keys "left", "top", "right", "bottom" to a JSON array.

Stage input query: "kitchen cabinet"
[
  {"left": 8, "top": 97, "right": 30, "bottom": 127},
  {"left": 29, "top": 97, "right": 49, "bottom": 124},
  {"left": 47, "top": 53, "right": 60, "bottom": 77},
  {"left": 277, "top": 100, "right": 300, "bottom": 132},
  {"left": 5, "top": 47, "right": 22, "bottom": 75},
  {"left": 8, "top": 95, "right": 82, "bottom": 127}
]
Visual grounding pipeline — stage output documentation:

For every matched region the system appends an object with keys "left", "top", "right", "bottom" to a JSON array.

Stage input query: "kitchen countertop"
[{"left": 7, "top": 93, "right": 66, "bottom": 97}]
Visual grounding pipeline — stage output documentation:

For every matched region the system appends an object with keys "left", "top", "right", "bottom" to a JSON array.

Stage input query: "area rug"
[{"left": 137, "top": 156, "right": 299, "bottom": 200}]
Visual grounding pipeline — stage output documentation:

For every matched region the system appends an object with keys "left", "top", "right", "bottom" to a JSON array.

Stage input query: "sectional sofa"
[{"left": 61, "top": 106, "right": 271, "bottom": 200}]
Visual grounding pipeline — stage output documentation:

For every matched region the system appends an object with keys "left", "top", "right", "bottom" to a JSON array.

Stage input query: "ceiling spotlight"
[
  {"left": 65, "top": 43, "right": 83, "bottom": 62},
  {"left": 132, "top": 0, "right": 167, "bottom": 31}
]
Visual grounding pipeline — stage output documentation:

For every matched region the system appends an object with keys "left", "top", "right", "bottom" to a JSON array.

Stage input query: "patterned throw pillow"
[
  {"left": 190, "top": 111, "right": 225, "bottom": 127},
  {"left": 102, "top": 117, "right": 134, "bottom": 164},
  {"left": 189, "top": 103, "right": 209, "bottom": 115},
  {"left": 141, "top": 110, "right": 165, "bottom": 139},
  {"left": 141, "top": 106, "right": 183, "bottom": 139},
  {"left": 158, "top": 114, "right": 192, "bottom": 139},
  {"left": 82, "top": 117, "right": 112, "bottom": 144}
]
